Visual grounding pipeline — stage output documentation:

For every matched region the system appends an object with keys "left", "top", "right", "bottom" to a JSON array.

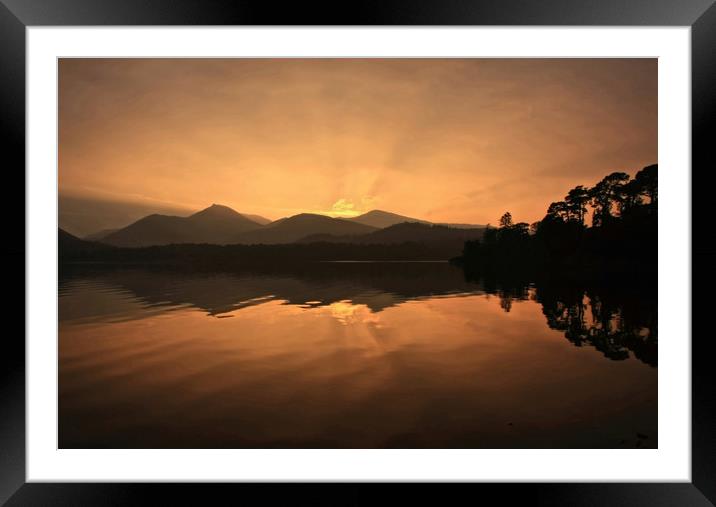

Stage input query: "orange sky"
[{"left": 59, "top": 58, "right": 656, "bottom": 233}]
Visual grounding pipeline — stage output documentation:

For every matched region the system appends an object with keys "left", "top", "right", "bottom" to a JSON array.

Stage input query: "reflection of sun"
[{"left": 328, "top": 300, "right": 381, "bottom": 326}]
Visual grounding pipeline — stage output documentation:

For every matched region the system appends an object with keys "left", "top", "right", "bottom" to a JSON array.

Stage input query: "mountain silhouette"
[
  {"left": 101, "top": 204, "right": 263, "bottom": 247},
  {"left": 240, "top": 213, "right": 272, "bottom": 225},
  {"left": 299, "top": 222, "right": 485, "bottom": 246},
  {"left": 83, "top": 228, "right": 119, "bottom": 241},
  {"left": 437, "top": 221, "right": 486, "bottom": 229},
  {"left": 346, "top": 209, "right": 429, "bottom": 228},
  {"left": 85, "top": 205, "right": 482, "bottom": 248},
  {"left": 59, "top": 228, "right": 112, "bottom": 256},
  {"left": 233, "top": 213, "right": 378, "bottom": 245},
  {"left": 347, "top": 209, "right": 483, "bottom": 230}
]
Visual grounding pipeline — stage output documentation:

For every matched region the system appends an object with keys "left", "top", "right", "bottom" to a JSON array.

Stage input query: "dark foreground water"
[{"left": 59, "top": 262, "right": 657, "bottom": 448}]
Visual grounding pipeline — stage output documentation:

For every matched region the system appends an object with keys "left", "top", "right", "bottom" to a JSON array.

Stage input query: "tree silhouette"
[
  {"left": 565, "top": 185, "right": 590, "bottom": 226},
  {"left": 589, "top": 172, "right": 629, "bottom": 227},
  {"left": 456, "top": 164, "right": 657, "bottom": 276},
  {"left": 616, "top": 178, "right": 643, "bottom": 215},
  {"left": 499, "top": 212, "right": 513, "bottom": 229},
  {"left": 634, "top": 164, "right": 658, "bottom": 210},
  {"left": 546, "top": 201, "right": 569, "bottom": 222}
]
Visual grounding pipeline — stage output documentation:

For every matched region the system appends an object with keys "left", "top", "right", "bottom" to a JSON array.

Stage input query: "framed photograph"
[{"left": 3, "top": 0, "right": 712, "bottom": 504}]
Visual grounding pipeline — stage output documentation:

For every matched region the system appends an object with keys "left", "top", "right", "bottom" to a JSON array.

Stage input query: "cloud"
[
  {"left": 331, "top": 198, "right": 355, "bottom": 212},
  {"left": 59, "top": 58, "right": 657, "bottom": 226},
  {"left": 329, "top": 198, "right": 359, "bottom": 217},
  {"left": 326, "top": 195, "right": 378, "bottom": 217}
]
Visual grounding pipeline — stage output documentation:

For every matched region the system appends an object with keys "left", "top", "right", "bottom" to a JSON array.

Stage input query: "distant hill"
[
  {"left": 240, "top": 213, "right": 272, "bottom": 225},
  {"left": 297, "top": 222, "right": 485, "bottom": 258},
  {"left": 58, "top": 223, "right": 484, "bottom": 263},
  {"left": 83, "top": 228, "right": 119, "bottom": 241},
  {"left": 234, "top": 213, "right": 378, "bottom": 245},
  {"left": 59, "top": 228, "right": 112, "bottom": 257},
  {"left": 86, "top": 204, "right": 482, "bottom": 248},
  {"left": 363, "top": 222, "right": 485, "bottom": 243},
  {"left": 346, "top": 209, "right": 483, "bottom": 230},
  {"left": 437, "top": 222, "right": 485, "bottom": 229},
  {"left": 346, "top": 209, "right": 429, "bottom": 228},
  {"left": 101, "top": 204, "right": 263, "bottom": 247},
  {"left": 299, "top": 221, "right": 486, "bottom": 245}
]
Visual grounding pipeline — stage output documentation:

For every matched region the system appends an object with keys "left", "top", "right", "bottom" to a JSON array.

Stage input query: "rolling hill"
[
  {"left": 83, "top": 228, "right": 119, "bottom": 241},
  {"left": 101, "top": 204, "right": 263, "bottom": 247},
  {"left": 346, "top": 209, "right": 429, "bottom": 228},
  {"left": 233, "top": 213, "right": 378, "bottom": 245},
  {"left": 298, "top": 221, "right": 486, "bottom": 245},
  {"left": 297, "top": 222, "right": 486, "bottom": 258},
  {"left": 59, "top": 228, "right": 112, "bottom": 257},
  {"left": 90, "top": 204, "right": 483, "bottom": 249},
  {"left": 347, "top": 209, "right": 483, "bottom": 230},
  {"left": 240, "top": 213, "right": 272, "bottom": 225}
]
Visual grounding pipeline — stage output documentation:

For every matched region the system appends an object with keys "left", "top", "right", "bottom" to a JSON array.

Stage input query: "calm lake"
[{"left": 59, "top": 262, "right": 657, "bottom": 448}]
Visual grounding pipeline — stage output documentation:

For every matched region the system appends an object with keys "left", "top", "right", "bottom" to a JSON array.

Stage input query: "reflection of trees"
[
  {"left": 478, "top": 275, "right": 531, "bottom": 314},
  {"left": 497, "top": 286, "right": 531, "bottom": 313},
  {"left": 472, "top": 269, "right": 657, "bottom": 367},
  {"left": 535, "top": 284, "right": 657, "bottom": 367},
  {"left": 500, "top": 294, "right": 513, "bottom": 313}
]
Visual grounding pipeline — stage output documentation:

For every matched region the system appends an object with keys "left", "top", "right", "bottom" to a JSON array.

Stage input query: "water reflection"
[
  {"left": 59, "top": 263, "right": 657, "bottom": 448},
  {"left": 60, "top": 262, "right": 482, "bottom": 319},
  {"left": 537, "top": 286, "right": 657, "bottom": 367}
]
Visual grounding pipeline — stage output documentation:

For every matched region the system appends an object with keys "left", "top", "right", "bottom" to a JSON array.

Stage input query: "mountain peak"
[
  {"left": 101, "top": 204, "right": 263, "bottom": 247},
  {"left": 362, "top": 209, "right": 399, "bottom": 217},
  {"left": 190, "top": 204, "right": 242, "bottom": 219},
  {"left": 285, "top": 213, "right": 332, "bottom": 221},
  {"left": 348, "top": 209, "right": 428, "bottom": 229}
]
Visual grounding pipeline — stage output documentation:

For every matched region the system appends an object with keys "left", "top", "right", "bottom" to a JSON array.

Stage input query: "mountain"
[
  {"left": 90, "top": 204, "right": 482, "bottom": 248},
  {"left": 83, "top": 228, "right": 119, "bottom": 241},
  {"left": 299, "top": 222, "right": 485, "bottom": 245},
  {"left": 347, "top": 209, "right": 483, "bottom": 230},
  {"left": 346, "top": 210, "right": 429, "bottom": 228},
  {"left": 437, "top": 222, "right": 485, "bottom": 229},
  {"left": 240, "top": 213, "right": 272, "bottom": 225},
  {"left": 101, "top": 204, "right": 263, "bottom": 247},
  {"left": 233, "top": 213, "right": 378, "bottom": 245},
  {"left": 362, "top": 222, "right": 485, "bottom": 244},
  {"left": 59, "top": 228, "right": 91, "bottom": 252},
  {"left": 59, "top": 228, "right": 112, "bottom": 257}
]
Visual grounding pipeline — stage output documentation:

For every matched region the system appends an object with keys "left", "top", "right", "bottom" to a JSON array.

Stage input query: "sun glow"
[{"left": 58, "top": 58, "right": 657, "bottom": 235}]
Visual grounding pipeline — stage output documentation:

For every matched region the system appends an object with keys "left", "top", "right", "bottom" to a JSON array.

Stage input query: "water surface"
[{"left": 59, "top": 262, "right": 657, "bottom": 448}]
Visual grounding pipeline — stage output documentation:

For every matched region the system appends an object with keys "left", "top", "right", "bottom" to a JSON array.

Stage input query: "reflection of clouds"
[{"left": 328, "top": 300, "right": 382, "bottom": 326}]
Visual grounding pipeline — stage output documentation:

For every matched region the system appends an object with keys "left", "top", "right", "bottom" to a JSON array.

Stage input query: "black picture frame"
[{"left": 1, "top": 1, "right": 712, "bottom": 505}]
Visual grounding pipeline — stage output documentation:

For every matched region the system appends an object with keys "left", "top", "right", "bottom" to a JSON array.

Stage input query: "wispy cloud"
[{"left": 59, "top": 58, "right": 656, "bottom": 230}]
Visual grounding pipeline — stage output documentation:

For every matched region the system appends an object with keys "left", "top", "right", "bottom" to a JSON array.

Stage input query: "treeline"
[
  {"left": 457, "top": 164, "right": 657, "bottom": 276},
  {"left": 59, "top": 239, "right": 464, "bottom": 268}
]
